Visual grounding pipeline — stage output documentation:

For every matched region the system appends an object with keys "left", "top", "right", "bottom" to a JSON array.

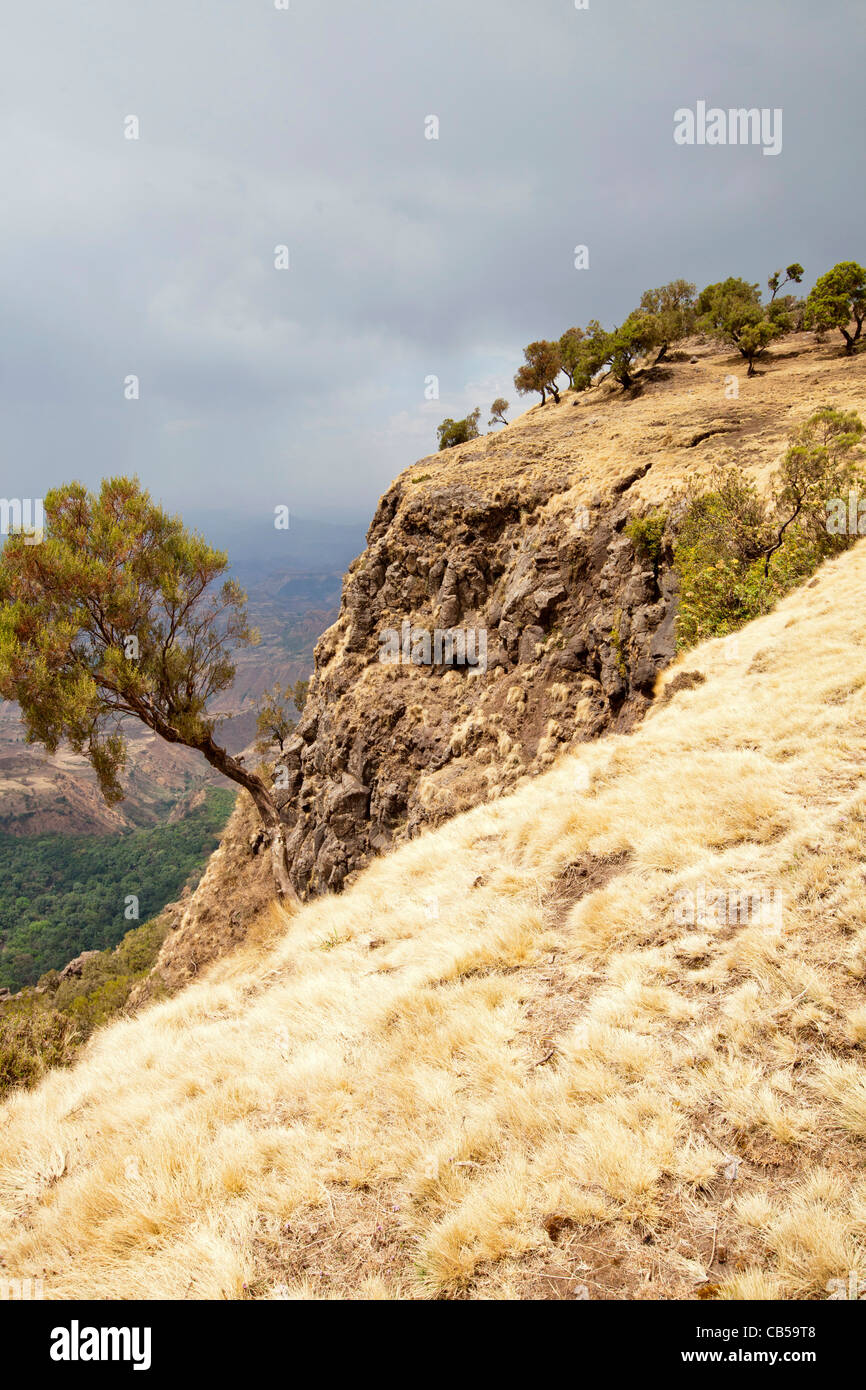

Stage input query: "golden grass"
[{"left": 2, "top": 544, "right": 866, "bottom": 1300}]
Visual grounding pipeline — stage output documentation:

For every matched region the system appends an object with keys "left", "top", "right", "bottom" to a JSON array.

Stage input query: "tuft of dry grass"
[{"left": 1, "top": 544, "right": 866, "bottom": 1300}]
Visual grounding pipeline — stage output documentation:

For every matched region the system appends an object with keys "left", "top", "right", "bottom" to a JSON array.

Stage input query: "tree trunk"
[
  {"left": 196, "top": 735, "right": 301, "bottom": 904},
  {"left": 763, "top": 500, "right": 803, "bottom": 576},
  {"left": 655, "top": 344, "right": 669, "bottom": 364},
  {"left": 89, "top": 686, "right": 302, "bottom": 905}
]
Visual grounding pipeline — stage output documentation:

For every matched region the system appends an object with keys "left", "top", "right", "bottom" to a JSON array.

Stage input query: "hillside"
[
  {"left": 275, "top": 333, "right": 866, "bottom": 899},
  {"left": 0, "top": 528, "right": 865, "bottom": 1299},
  {"left": 0, "top": 788, "right": 236, "bottom": 992},
  {"left": 125, "top": 333, "right": 866, "bottom": 1003}
]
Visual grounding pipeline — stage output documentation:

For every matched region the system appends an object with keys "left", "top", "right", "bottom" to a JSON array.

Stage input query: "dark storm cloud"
[{"left": 1, "top": 0, "right": 863, "bottom": 530}]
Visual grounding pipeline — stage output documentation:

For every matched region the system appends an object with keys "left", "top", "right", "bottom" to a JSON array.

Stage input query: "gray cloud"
[{"left": 1, "top": 0, "right": 863, "bottom": 533}]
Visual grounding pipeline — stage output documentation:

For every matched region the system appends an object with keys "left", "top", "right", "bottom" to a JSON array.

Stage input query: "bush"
[
  {"left": 437, "top": 409, "right": 481, "bottom": 450},
  {"left": 0, "top": 911, "right": 171, "bottom": 1101},
  {"left": 0, "top": 1006, "right": 79, "bottom": 1097},
  {"left": 625, "top": 511, "right": 668, "bottom": 576},
  {"left": 673, "top": 408, "right": 866, "bottom": 648}
]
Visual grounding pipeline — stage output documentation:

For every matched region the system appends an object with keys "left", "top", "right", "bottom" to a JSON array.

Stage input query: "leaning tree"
[
  {"left": 0, "top": 476, "right": 300, "bottom": 903},
  {"left": 514, "top": 339, "right": 564, "bottom": 405}
]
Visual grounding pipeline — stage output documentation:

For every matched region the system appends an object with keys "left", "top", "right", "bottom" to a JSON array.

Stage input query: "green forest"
[{"left": 0, "top": 788, "right": 235, "bottom": 991}]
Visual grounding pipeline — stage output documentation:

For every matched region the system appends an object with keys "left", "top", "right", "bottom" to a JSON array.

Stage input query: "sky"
[{"left": 1, "top": 0, "right": 864, "bottom": 540}]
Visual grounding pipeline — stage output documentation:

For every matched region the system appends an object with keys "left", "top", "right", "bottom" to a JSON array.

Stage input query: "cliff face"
[
  {"left": 275, "top": 331, "right": 866, "bottom": 896},
  {"left": 139, "top": 332, "right": 866, "bottom": 990},
  {"left": 279, "top": 462, "right": 676, "bottom": 895}
]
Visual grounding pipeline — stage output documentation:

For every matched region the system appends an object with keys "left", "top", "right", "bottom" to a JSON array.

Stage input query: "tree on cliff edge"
[{"left": 0, "top": 476, "right": 300, "bottom": 904}]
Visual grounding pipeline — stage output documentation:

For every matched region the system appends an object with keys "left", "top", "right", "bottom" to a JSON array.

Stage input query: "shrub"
[
  {"left": 437, "top": 409, "right": 481, "bottom": 450},
  {"left": 0, "top": 1006, "right": 79, "bottom": 1097},
  {"left": 625, "top": 511, "right": 668, "bottom": 577},
  {"left": 673, "top": 408, "right": 866, "bottom": 648}
]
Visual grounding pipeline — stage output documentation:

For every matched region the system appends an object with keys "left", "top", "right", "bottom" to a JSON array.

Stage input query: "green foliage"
[
  {"left": 768, "top": 263, "right": 804, "bottom": 301},
  {"left": 254, "top": 677, "right": 309, "bottom": 757},
  {"left": 291, "top": 678, "right": 309, "bottom": 713},
  {"left": 0, "top": 476, "right": 297, "bottom": 901},
  {"left": 0, "top": 787, "right": 234, "bottom": 990},
  {"left": 255, "top": 685, "right": 296, "bottom": 754},
  {"left": 766, "top": 292, "right": 805, "bottom": 332},
  {"left": 696, "top": 277, "right": 781, "bottom": 375},
  {"left": 0, "top": 477, "right": 255, "bottom": 805},
  {"left": 638, "top": 280, "right": 697, "bottom": 361},
  {"left": 488, "top": 397, "right": 509, "bottom": 426},
  {"left": 558, "top": 328, "right": 585, "bottom": 387},
  {"left": 607, "top": 312, "right": 657, "bottom": 388},
  {"left": 609, "top": 610, "right": 628, "bottom": 678},
  {"left": 673, "top": 407, "right": 866, "bottom": 648},
  {"left": 0, "top": 912, "right": 172, "bottom": 1100},
  {"left": 514, "top": 340, "right": 564, "bottom": 404},
  {"left": 437, "top": 409, "right": 481, "bottom": 450},
  {"left": 625, "top": 511, "right": 668, "bottom": 576},
  {"left": 0, "top": 1005, "right": 79, "bottom": 1096},
  {"left": 804, "top": 261, "right": 866, "bottom": 354},
  {"left": 569, "top": 320, "right": 613, "bottom": 391}
]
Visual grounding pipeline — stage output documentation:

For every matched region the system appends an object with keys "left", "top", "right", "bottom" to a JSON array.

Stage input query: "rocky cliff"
[
  {"left": 276, "top": 332, "right": 866, "bottom": 895},
  {"left": 278, "top": 455, "right": 676, "bottom": 895},
  {"left": 139, "top": 332, "right": 866, "bottom": 992}
]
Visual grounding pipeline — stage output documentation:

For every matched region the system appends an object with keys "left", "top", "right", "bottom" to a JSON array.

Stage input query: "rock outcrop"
[
  {"left": 277, "top": 468, "right": 677, "bottom": 895},
  {"left": 142, "top": 333, "right": 866, "bottom": 983}
]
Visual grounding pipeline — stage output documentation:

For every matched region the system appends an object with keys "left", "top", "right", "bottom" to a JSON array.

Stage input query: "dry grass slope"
[{"left": 1, "top": 542, "right": 866, "bottom": 1300}]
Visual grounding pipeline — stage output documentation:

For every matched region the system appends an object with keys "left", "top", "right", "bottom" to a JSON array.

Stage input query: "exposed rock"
[
  {"left": 58, "top": 950, "right": 101, "bottom": 981},
  {"left": 272, "top": 464, "right": 679, "bottom": 897}
]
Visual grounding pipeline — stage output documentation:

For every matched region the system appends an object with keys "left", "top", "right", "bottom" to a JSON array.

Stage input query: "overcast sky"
[{"left": 1, "top": 0, "right": 863, "bottom": 537}]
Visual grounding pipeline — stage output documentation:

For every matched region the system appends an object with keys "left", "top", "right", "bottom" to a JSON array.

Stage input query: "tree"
[
  {"left": 255, "top": 683, "right": 297, "bottom": 756},
  {"left": 768, "top": 262, "right": 803, "bottom": 301},
  {"left": 607, "top": 312, "right": 656, "bottom": 388},
  {"left": 437, "top": 409, "right": 481, "bottom": 450},
  {"left": 488, "top": 397, "right": 509, "bottom": 426},
  {"left": 569, "top": 320, "right": 612, "bottom": 390},
  {"left": 291, "top": 678, "right": 309, "bottom": 714},
  {"left": 696, "top": 277, "right": 780, "bottom": 376},
  {"left": 764, "top": 405, "right": 865, "bottom": 573},
  {"left": 804, "top": 261, "right": 866, "bottom": 355},
  {"left": 0, "top": 477, "right": 300, "bottom": 903},
  {"left": 638, "top": 280, "right": 697, "bottom": 362},
  {"left": 558, "top": 327, "right": 585, "bottom": 387},
  {"left": 514, "top": 339, "right": 564, "bottom": 405}
]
